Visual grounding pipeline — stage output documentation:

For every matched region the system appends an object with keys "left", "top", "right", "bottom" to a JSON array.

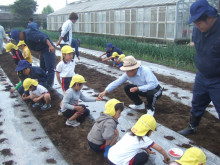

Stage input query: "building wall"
[{"left": 47, "top": 5, "right": 176, "bottom": 41}]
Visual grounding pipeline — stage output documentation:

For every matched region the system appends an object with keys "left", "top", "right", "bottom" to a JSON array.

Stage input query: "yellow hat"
[
  {"left": 176, "top": 147, "right": 206, "bottom": 165},
  {"left": 104, "top": 99, "right": 122, "bottom": 117},
  {"left": 23, "top": 78, "right": 38, "bottom": 91},
  {"left": 119, "top": 54, "right": 125, "bottom": 62},
  {"left": 17, "top": 40, "right": 26, "bottom": 47},
  {"left": 112, "top": 52, "right": 119, "bottom": 58},
  {"left": 6, "top": 43, "right": 18, "bottom": 52},
  {"left": 131, "top": 114, "right": 156, "bottom": 136},
  {"left": 69, "top": 74, "right": 86, "bottom": 88},
  {"left": 61, "top": 45, "right": 74, "bottom": 54}
]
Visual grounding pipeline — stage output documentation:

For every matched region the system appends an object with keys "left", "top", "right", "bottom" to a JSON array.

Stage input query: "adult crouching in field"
[
  {"left": 56, "top": 12, "right": 78, "bottom": 48},
  {"left": 99, "top": 56, "right": 163, "bottom": 116},
  {"left": 99, "top": 43, "right": 123, "bottom": 61},
  {"left": 19, "top": 28, "right": 55, "bottom": 88},
  {"left": 179, "top": 0, "right": 220, "bottom": 136}
]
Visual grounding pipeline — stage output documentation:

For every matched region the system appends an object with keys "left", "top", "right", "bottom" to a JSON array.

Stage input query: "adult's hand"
[
  {"left": 130, "top": 87, "right": 138, "bottom": 93},
  {"left": 98, "top": 90, "right": 107, "bottom": 99},
  {"left": 49, "top": 46, "right": 55, "bottom": 54}
]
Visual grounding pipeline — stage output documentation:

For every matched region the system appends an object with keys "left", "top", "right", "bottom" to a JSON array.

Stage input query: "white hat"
[{"left": 120, "top": 56, "right": 141, "bottom": 71}]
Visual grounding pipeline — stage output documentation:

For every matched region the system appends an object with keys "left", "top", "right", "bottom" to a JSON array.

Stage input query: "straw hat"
[{"left": 120, "top": 56, "right": 141, "bottom": 71}]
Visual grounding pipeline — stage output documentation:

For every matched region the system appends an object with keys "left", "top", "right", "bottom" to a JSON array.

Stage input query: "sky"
[{"left": 0, "top": 0, "right": 78, "bottom": 14}]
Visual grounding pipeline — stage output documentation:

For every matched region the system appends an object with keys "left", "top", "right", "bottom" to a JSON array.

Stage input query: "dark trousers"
[
  {"left": 191, "top": 72, "right": 220, "bottom": 119},
  {"left": 40, "top": 48, "right": 55, "bottom": 87},
  {"left": 61, "top": 77, "right": 72, "bottom": 92},
  {"left": 124, "top": 84, "right": 162, "bottom": 110},
  {"left": 108, "top": 152, "right": 148, "bottom": 165}
]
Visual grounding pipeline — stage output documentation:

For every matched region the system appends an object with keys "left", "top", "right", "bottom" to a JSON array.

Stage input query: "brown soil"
[
  {"left": 0, "top": 50, "right": 220, "bottom": 164},
  {"left": 2, "top": 160, "right": 15, "bottom": 165},
  {"left": 164, "top": 136, "right": 175, "bottom": 141},
  {"left": 0, "top": 149, "right": 13, "bottom": 156}
]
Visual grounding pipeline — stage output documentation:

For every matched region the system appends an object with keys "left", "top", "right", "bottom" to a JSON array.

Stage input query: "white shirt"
[
  {"left": 56, "top": 60, "right": 75, "bottom": 78},
  {"left": 106, "top": 66, "right": 159, "bottom": 92},
  {"left": 30, "top": 84, "right": 48, "bottom": 97},
  {"left": 60, "top": 19, "right": 72, "bottom": 45},
  {"left": 108, "top": 132, "right": 154, "bottom": 165}
]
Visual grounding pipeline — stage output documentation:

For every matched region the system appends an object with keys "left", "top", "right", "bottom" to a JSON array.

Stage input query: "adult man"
[
  {"left": 0, "top": 25, "right": 6, "bottom": 55},
  {"left": 27, "top": 18, "right": 39, "bottom": 30},
  {"left": 179, "top": 0, "right": 220, "bottom": 135},
  {"left": 98, "top": 56, "right": 163, "bottom": 116},
  {"left": 56, "top": 12, "right": 78, "bottom": 48},
  {"left": 19, "top": 28, "right": 55, "bottom": 88}
]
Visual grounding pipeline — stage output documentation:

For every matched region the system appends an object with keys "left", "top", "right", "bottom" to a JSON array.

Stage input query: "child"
[
  {"left": 17, "top": 40, "right": 33, "bottom": 64},
  {"left": 102, "top": 52, "right": 125, "bottom": 68},
  {"left": 169, "top": 147, "right": 206, "bottom": 165},
  {"left": 56, "top": 45, "right": 75, "bottom": 93},
  {"left": 108, "top": 114, "right": 170, "bottom": 165},
  {"left": 99, "top": 43, "right": 123, "bottom": 60},
  {"left": 22, "top": 78, "right": 51, "bottom": 110},
  {"left": 87, "top": 99, "right": 124, "bottom": 157},
  {"left": 61, "top": 74, "right": 101, "bottom": 127},
  {"left": 6, "top": 43, "right": 24, "bottom": 65}
]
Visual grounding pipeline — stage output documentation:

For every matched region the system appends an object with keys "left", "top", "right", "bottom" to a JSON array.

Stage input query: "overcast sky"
[{"left": 0, "top": 0, "right": 78, "bottom": 14}]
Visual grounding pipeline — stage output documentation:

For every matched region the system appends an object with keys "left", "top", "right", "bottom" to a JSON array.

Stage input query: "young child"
[
  {"left": 99, "top": 43, "right": 123, "bottom": 60},
  {"left": 169, "top": 147, "right": 206, "bottom": 165},
  {"left": 6, "top": 42, "right": 24, "bottom": 65},
  {"left": 22, "top": 78, "right": 51, "bottom": 110},
  {"left": 102, "top": 52, "right": 125, "bottom": 68},
  {"left": 17, "top": 40, "right": 33, "bottom": 64},
  {"left": 108, "top": 114, "right": 170, "bottom": 165},
  {"left": 61, "top": 74, "right": 101, "bottom": 127},
  {"left": 87, "top": 99, "right": 124, "bottom": 157},
  {"left": 56, "top": 45, "right": 75, "bottom": 93}
]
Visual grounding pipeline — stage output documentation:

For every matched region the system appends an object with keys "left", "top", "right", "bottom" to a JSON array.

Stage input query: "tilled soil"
[{"left": 0, "top": 50, "right": 220, "bottom": 165}]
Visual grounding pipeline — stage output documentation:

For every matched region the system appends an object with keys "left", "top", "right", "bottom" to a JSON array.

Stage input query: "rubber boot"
[{"left": 178, "top": 115, "right": 201, "bottom": 136}]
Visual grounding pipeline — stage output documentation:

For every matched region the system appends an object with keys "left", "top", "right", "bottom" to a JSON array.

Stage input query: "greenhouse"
[{"left": 47, "top": 0, "right": 219, "bottom": 42}]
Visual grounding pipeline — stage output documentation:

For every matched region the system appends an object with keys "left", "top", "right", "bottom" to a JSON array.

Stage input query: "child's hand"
[
  {"left": 163, "top": 156, "right": 171, "bottom": 164},
  {"left": 74, "top": 106, "right": 85, "bottom": 113},
  {"left": 146, "top": 149, "right": 156, "bottom": 155},
  {"left": 21, "top": 94, "right": 27, "bottom": 100},
  {"left": 33, "top": 98, "right": 39, "bottom": 102}
]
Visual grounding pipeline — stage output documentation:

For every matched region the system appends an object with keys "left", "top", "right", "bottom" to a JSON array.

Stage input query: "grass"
[{"left": 42, "top": 30, "right": 197, "bottom": 72}]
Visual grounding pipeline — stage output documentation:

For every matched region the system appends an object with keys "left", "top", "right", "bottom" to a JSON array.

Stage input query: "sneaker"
[
  {"left": 58, "top": 108, "right": 63, "bottom": 116},
  {"left": 41, "top": 104, "right": 51, "bottom": 110},
  {"left": 147, "top": 109, "right": 155, "bottom": 116},
  {"left": 129, "top": 102, "right": 145, "bottom": 110},
  {"left": 65, "top": 119, "right": 80, "bottom": 127},
  {"left": 32, "top": 102, "right": 43, "bottom": 108}
]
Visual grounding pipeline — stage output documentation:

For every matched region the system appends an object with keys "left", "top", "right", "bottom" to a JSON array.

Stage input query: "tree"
[
  {"left": 9, "top": 0, "right": 38, "bottom": 27},
  {"left": 42, "top": 5, "right": 54, "bottom": 15}
]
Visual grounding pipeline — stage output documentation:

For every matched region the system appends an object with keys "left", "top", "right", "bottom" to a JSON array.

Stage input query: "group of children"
[{"left": 4, "top": 36, "right": 207, "bottom": 164}]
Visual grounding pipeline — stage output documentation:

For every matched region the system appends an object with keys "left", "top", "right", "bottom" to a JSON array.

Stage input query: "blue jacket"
[
  {"left": 19, "top": 66, "right": 48, "bottom": 88},
  {"left": 23, "top": 28, "right": 54, "bottom": 52},
  {"left": 107, "top": 45, "right": 123, "bottom": 56},
  {"left": 10, "top": 29, "right": 19, "bottom": 44},
  {"left": 27, "top": 22, "right": 39, "bottom": 30},
  {"left": 192, "top": 15, "right": 220, "bottom": 78},
  {"left": 71, "top": 38, "right": 79, "bottom": 57}
]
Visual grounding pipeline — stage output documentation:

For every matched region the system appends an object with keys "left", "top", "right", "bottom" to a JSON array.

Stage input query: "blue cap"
[
  {"left": 188, "top": 0, "right": 218, "bottom": 24},
  {"left": 15, "top": 60, "right": 30, "bottom": 71},
  {"left": 106, "top": 43, "right": 112, "bottom": 51}
]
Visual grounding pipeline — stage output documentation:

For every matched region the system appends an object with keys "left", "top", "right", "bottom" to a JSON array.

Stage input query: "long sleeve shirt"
[
  {"left": 106, "top": 66, "right": 159, "bottom": 93},
  {"left": 60, "top": 19, "right": 73, "bottom": 45},
  {"left": 61, "top": 88, "right": 96, "bottom": 112}
]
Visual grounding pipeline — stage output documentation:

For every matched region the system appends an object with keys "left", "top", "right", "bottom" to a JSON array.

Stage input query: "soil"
[{"left": 0, "top": 50, "right": 220, "bottom": 164}]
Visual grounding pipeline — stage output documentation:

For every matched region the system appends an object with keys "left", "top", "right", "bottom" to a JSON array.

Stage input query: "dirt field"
[{"left": 0, "top": 49, "right": 220, "bottom": 164}]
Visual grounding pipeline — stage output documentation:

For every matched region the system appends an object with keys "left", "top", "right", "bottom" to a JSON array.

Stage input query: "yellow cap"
[
  {"left": 104, "top": 99, "right": 122, "bottom": 117},
  {"left": 175, "top": 147, "right": 206, "bottom": 165},
  {"left": 112, "top": 52, "right": 119, "bottom": 58},
  {"left": 69, "top": 74, "right": 86, "bottom": 88},
  {"left": 61, "top": 45, "right": 74, "bottom": 54},
  {"left": 119, "top": 54, "right": 125, "bottom": 62},
  {"left": 23, "top": 78, "right": 38, "bottom": 91},
  {"left": 131, "top": 114, "right": 156, "bottom": 136},
  {"left": 17, "top": 40, "right": 26, "bottom": 47},
  {"left": 6, "top": 43, "right": 18, "bottom": 52}
]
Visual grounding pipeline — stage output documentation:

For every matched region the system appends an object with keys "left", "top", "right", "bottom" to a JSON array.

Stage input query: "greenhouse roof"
[{"left": 49, "top": 0, "right": 180, "bottom": 15}]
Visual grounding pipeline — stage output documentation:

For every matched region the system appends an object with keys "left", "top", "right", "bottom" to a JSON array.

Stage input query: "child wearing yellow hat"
[
  {"left": 87, "top": 99, "right": 124, "bottom": 157},
  {"left": 102, "top": 52, "right": 125, "bottom": 68},
  {"left": 6, "top": 42, "right": 24, "bottom": 65},
  {"left": 22, "top": 78, "right": 51, "bottom": 110},
  {"left": 17, "top": 40, "right": 33, "bottom": 64},
  {"left": 108, "top": 114, "right": 170, "bottom": 165},
  {"left": 56, "top": 45, "right": 76, "bottom": 93},
  {"left": 169, "top": 147, "right": 206, "bottom": 165},
  {"left": 61, "top": 74, "right": 101, "bottom": 127}
]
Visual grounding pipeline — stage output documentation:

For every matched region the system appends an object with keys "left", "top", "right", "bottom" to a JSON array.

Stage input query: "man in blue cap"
[
  {"left": 14, "top": 60, "right": 48, "bottom": 95},
  {"left": 179, "top": 0, "right": 220, "bottom": 135},
  {"left": 99, "top": 43, "right": 123, "bottom": 61}
]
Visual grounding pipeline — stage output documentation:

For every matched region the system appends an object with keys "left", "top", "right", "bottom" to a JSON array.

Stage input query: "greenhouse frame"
[{"left": 47, "top": 0, "right": 219, "bottom": 42}]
